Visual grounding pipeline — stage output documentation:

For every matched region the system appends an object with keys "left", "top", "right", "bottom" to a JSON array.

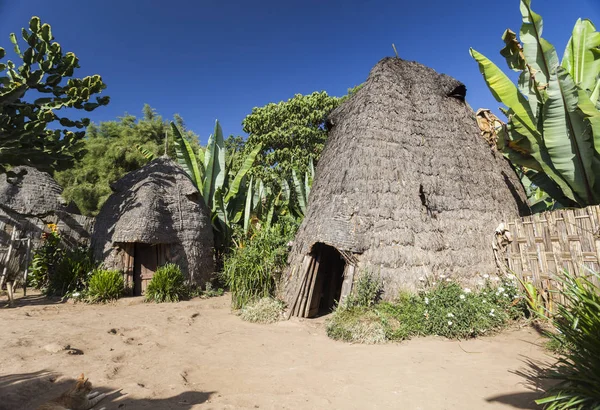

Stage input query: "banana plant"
[
  {"left": 291, "top": 158, "right": 314, "bottom": 217},
  {"left": 171, "top": 120, "right": 261, "bottom": 249},
  {"left": 470, "top": 0, "right": 600, "bottom": 208}
]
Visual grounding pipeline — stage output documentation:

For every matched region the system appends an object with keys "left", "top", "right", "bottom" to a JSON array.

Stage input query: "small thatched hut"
[
  {"left": 0, "top": 166, "right": 89, "bottom": 297},
  {"left": 282, "top": 57, "right": 528, "bottom": 318},
  {"left": 92, "top": 157, "right": 214, "bottom": 295}
]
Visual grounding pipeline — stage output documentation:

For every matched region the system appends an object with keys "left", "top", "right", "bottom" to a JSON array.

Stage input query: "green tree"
[
  {"left": 241, "top": 91, "right": 341, "bottom": 183},
  {"left": 0, "top": 16, "right": 109, "bottom": 173},
  {"left": 55, "top": 105, "right": 199, "bottom": 215}
]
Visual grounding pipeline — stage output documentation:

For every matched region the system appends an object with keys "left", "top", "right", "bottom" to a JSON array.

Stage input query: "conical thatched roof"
[
  {"left": 283, "top": 57, "right": 528, "bottom": 310},
  {"left": 0, "top": 166, "right": 72, "bottom": 216},
  {"left": 92, "top": 157, "right": 214, "bottom": 284}
]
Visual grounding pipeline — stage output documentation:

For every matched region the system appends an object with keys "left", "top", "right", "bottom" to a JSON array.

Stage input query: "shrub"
[
  {"left": 87, "top": 269, "right": 124, "bottom": 303},
  {"left": 536, "top": 269, "right": 600, "bottom": 409},
  {"left": 326, "top": 306, "right": 387, "bottom": 344},
  {"left": 224, "top": 216, "right": 299, "bottom": 309},
  {"left": 326, "top": 276, "right": 526, "bottom": 343},
  {"left": 29, "top": 231, "right": 95, "bottom": 297},
  {"left": 240, "top": 297, "right": 285, "bottom": 324},
  {"left": 344, "top": 270, "right": 383, "bottom": 309},
  {"left": 145, "top": 263, "right": 187, "bottom": 303}
]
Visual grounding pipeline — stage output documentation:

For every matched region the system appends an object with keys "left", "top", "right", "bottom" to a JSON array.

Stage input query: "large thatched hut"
[
  {"left": 92, "top": 157, "right": 214, "bottom": 295},
  {"left": 282, "top": 57, "right": 528, "bottom": 318}
]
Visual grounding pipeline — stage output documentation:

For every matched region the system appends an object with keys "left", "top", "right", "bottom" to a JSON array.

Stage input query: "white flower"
[
  {"left": 72, "top": 292, "right": 80, "bottom": 297},
  {"left": 483, "top": 274, "right": 490, "bottom": 279},
  {"left": 439, "top": 274, "right": 447, "bottom": 279},
  {"left": 459, "top": 294, "right": 466, "bottom": 300},
  {"left": 418, "top": 276, "right": 425, "bottom": 282},
  {"left": 498, "top": 287, "right": 505, "bottom": 293},
  {"left": 489, "top": 308, "right": 495, "bottom": 317},
  {"left": 492, "top": 276, "right": 500, "bottom": 282},
  {"left": 424, "top": 297, "right": 429, "bottom": 305},
  {"left": 445, "top": 278, "right": 451, "bottom": 282},
  {"left": 447, "top": 313, "right": 454, "bottom": 318},
  {"left": 448, "top": 321, "right": 453, "bottom": 326},
  {"left": 432, "top": 282, "right": 437, "bottom": 286},
  {"left": 463, "top": 288, "right": 472, "bottom": 294}
]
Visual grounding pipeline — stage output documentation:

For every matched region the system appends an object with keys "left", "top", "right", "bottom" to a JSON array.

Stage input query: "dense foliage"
[
  {"left": 87, "top": 268, "right": 125, "bottom": 303},
  {"left": 145, "top": 263, "right": 188, "bottom": 303},
  {"left": 0, "top": 16, "right": 109, "bottom": 173},
  {"left": 223, "top": 216, "right": 299, "bottom": 309},
  {"left": 242, "top": 91, "right": 341, "bottom": 184},
  {"left": 28, "top": 229, "right": 95, "bottom": 297},
  {"left": 471, "top": 0, "right": 600, "bottom": 208},
  {"left": 536, "top": 269, "right": 600, "bottom": 409},
  {"left": 55, "top": 105, "right": 198, "bottom": 215},
  {"left": 326, "top": 274, "right": 525, "bottom": 344}
]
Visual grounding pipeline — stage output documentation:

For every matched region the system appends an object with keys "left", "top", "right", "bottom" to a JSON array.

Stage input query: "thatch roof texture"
[
  {"left": 283, "top": 57, "right": 528, "bottom": 305},
  {"left": 91, "top": 157, "right": 214, "bottom": 284},
  {"left": 0, "top": 166, "right": 73, "bottom": 217}
]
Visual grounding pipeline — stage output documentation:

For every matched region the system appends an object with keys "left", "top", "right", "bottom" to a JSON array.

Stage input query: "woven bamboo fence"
[{"left": 495, "top": 205, "right": 600, "bottom": 309}]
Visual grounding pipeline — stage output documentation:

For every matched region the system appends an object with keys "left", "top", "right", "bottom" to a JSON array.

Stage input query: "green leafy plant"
[
  {"left": 144, "top": 263, "right": 187, "bottom": 303},
  {"left": 470, "top": 0, "right": 600, "bottom": 208},
  {"left": 344, "top": 270, "right": 383, "bottom": 309},
  {"left": 87, "top": 268, "right": 124, "bottom": 303},
  {"left": 0, "top": 16, "right": 109, "bottom": 173},
  {"left": 326, "top": 277, "right": 526, "bottom": 343},
  {"left": 28, "top": 231, "right": 95, "bottom": 297},
  {"left": 536, "top": 269, "right": 600, "bottom": 409},
  {"left": 223, "top": 216, "right": 299, "bottom": 309},
  {"left": 514, "top": 274, "right": 548, "bottom": 318},
  {"left": 171, "top": 120, "right": 261, "bottom": 249},
  {"left": 239, "top": 297, "right": 285, "bottom": 324}
]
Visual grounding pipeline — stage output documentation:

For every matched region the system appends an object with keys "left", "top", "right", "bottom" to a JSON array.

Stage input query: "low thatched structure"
[
  {"left": 92, "top": 157, "right": 214, "bottom": 295},
  {"left": 0, "top": 166, "right": 89, "bottom": 297},
  {"left": 282, "top": 57, "right": 528, "bottom": 318}
]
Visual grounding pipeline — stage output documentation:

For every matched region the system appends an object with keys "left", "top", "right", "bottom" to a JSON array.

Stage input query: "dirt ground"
[{"left": 0, "top": 290, "right": 554, "bottom": 410}]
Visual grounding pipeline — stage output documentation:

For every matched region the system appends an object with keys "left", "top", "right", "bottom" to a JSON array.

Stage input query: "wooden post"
[
  {"left": 0, "top": 227, "right": 17, "bottom": 289},
  {"left": 22, "top": 236, "right": 32, "bottom": 296}
]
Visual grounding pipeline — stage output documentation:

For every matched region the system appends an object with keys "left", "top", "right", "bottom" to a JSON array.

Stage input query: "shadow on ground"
[
  {"left": 0, "top": 370, "right": 214, "bottom": 410},
  {"left": 485, "top": 356, "right": 558, "bottom": 409},
  {"left": 1, "top": 289, "right": 68, "bottom": 309}
]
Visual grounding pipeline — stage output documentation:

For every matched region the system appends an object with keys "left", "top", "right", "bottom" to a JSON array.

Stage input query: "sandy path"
[{"left": 0, "top": 292, "right": 553, "bottom": 409}]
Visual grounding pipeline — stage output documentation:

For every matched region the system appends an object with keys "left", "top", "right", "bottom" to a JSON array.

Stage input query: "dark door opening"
[
  {"left": 307, "top": 243, "right": 346, "bottom": 317},
  {"left": 133, "top": 243, "right": 158, "bottom": 296}
]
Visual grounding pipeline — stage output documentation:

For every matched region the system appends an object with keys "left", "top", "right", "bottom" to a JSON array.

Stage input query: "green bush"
[
  {"left": 145, "top": 263, "right": 187, "bottom": 303},
  {"left": 326, "top": 277, "right": 526, "bottom": 343},
  {"left": 224, "top": 216, "right": 299, "bottom": 309},
  {"left": 536, "top": 269, "right": 600, "bottom": 409},
  {"left": 240, "top": 297, "right": 285, "bottom": 324},
  {"left": 29, "top": 231, "right": 95, "bottom": 297},
  {"left": 344, "top": 270, "right": 383, "bottom": 309},
  {"left": 87, "top": 269, "right": 124, "bottom": 303}
]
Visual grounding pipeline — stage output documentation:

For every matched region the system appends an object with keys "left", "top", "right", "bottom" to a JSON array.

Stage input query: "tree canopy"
[
  {"left": 0, "top": 16, "right": 109, "bottom": 173},
  {"left": 241, "top": 91, "right": 341, "bottom": 183}
]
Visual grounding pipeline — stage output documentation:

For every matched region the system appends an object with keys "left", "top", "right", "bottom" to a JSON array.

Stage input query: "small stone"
[{"left": 43, "top": 343, "right": 69, "bottom": 353}]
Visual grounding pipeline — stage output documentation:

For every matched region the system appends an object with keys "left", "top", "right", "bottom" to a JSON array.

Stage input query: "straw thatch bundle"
[
  {"left": 282, "top": 57, "right": 528, "bottom": 316},
  {"left": 92, "top": 157, "right": 214, "bottom": 287}
]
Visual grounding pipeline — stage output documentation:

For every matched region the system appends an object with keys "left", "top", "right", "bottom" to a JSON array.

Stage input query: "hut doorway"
[
  {"left": 132, "top": 243, "right": 158, "bottom": 296},
  {"left": 306, "top": 243, "right": 346, "bottom": 317}
]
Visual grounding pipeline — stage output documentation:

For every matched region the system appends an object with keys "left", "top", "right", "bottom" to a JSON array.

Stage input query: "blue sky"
[{"left": 1, "top": 0, "right": 599, "bottom": 144}]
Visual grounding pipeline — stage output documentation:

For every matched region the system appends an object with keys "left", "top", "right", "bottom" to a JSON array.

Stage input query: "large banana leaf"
[
  {"left": 171, "top": 122, "right": 204, "bottom": 193},
  {"left": 224, "top": 143, "right": 262, "bottom": 203},
  {"left": 520, "top": 0, "right": 557, "bottom": 88},
  {"left": 202, "top": 120, "right": 225, "bottom": 208},
  {"left": 243, "top": 175, "right": 253, "bottom": 234},
  {"left": 543, "top": 67, "right": 596, "bottom": 203},
  {"left": 292, "top": 168, "right": 307, "bottom": 215},
  {"left": 561, "top": 19, "right": 600, "bottom": 95}
]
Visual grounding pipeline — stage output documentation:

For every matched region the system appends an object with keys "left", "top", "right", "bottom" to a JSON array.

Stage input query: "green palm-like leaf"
[
  {"left": 202, "top": 120, "right": 225, "bottom": 208},
  {"left": 171, "top": 122, "right": 203, "bottom": 193},
  {"left": 292, "top": 168, "right": 306, "bottom": 215},
  {"left": 561, "top": 19, "right": 600, "bottom": 94},
  {"left": 243, "top": 175, "right": 253, "bottom": 234},
  {"left": 224, "top": 143, "right": 262, "bottom": 203}
]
